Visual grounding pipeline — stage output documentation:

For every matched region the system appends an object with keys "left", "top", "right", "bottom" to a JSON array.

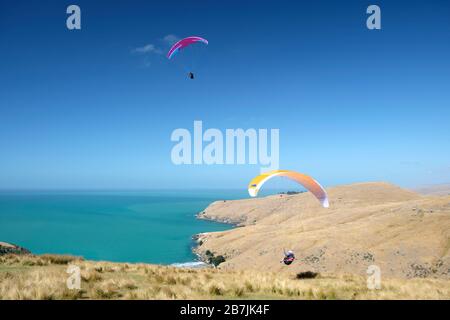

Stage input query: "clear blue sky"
[{"left": 1, "top": 0, "right": 449, "bottom": 189}]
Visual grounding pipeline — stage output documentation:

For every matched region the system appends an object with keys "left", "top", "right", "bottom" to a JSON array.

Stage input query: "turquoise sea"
[{"left": 0, "top": 190, "right": 247, "bottom": 264}]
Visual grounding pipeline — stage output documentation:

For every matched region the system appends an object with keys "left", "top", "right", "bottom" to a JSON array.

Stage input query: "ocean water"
[{"left": 0, "top": 190, "right": 247, "bottom": 264}]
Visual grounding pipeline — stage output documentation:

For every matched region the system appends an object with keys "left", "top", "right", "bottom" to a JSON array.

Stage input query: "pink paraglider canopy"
[{"left": 167, "top": 36, "right": 208, "bottom": 59}]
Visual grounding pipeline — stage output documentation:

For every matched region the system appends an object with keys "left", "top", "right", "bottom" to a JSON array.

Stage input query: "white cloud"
[
  {"left": 133, "top": 44, "right": 163, "bottom": 54},
  {"left": 132, "top": 34, "right": 180, "bottom": 56},
  {"left": 163, "top": 34, "right": 180, "bottom": 45}
]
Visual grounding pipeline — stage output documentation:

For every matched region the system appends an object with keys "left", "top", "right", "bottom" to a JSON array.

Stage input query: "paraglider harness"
[{"left": 188, "top": 72, "right": 194, "bottom": 79}]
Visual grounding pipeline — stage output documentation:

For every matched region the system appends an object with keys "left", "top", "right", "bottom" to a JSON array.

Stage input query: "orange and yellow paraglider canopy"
[{"left": 247, "top": 170, "right": 329, "bottom": 208}]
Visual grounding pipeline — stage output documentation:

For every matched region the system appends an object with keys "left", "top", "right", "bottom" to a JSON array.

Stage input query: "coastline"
[
  {"left": 197, "top": 206, "right": 244, "bottom": 225},
  {"left": 192, "top": 204, "right": 241, "bottom": 267}
]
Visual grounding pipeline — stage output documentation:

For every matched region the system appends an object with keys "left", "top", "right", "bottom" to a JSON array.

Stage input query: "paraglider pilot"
[
  {"left": 282, "top": 250, "right": 296, "bottom": 265},
  {"left": 188, "top": 72, "right": 194, "bottom": 79}
]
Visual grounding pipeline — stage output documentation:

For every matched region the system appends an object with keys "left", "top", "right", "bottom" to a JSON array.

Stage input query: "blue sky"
[{"left": 1, "top": 0, "right": 449, "bottom": 189}]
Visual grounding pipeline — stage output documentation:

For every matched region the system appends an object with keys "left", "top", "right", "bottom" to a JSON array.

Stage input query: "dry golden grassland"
[{"left": 1, "top": 254, "right": 449, "bottom": 300}]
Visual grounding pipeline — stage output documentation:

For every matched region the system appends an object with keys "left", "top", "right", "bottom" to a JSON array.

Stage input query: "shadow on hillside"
[{"left": 296, "top": 271, "right": 319, "bottom": 279}]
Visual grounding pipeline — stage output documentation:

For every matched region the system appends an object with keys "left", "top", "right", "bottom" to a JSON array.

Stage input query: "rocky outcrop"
[{"left": 0, "top": 242, "right": 31, "bottom": 255}]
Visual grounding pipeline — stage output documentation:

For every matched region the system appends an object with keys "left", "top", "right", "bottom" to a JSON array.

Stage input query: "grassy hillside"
[
  {"left": 1, "top": 254, "right": 449, "bottom": 300},
  {"left": 196, "top": 182, "right": 450, "bottom": 279}
]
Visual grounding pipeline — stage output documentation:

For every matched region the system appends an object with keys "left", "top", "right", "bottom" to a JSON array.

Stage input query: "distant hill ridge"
[{"left": 414, "top": 184, "right": 450, "bottom": 196}]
